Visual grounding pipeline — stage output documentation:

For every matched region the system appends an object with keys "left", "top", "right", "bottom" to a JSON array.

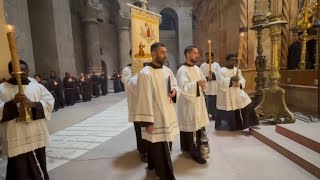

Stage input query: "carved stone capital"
[
  {"left": 116, "top": 15, "right": 130, "bottom": 29},
  {"left": 81, "top": 0, "right": 103, "bottom": 22}
]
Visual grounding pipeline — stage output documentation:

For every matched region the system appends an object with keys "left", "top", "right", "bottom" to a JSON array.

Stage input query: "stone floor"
[{"left": 0, "top": 92, "right": 318, "bottom": 180}]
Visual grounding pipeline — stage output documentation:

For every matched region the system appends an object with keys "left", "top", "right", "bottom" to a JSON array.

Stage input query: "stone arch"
[{"left": 159, "top": 8, "right": 179, "bottom": 72}]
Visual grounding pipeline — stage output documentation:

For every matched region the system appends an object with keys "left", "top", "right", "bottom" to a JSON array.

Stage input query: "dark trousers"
[
  {"left": 180, "top": 129, "right": 202, "bottom": 157},
  {"left": 133, "top": 122, "right": 147, "bottom": 154},
  {"left": 147, "top": 141, "right": 175, "bottom": 180},
  {"left": 206, "top": 95, "right": 217, "bottom": 120},
  {"left": 6, "top": 147, "right": 49, "bottom": 180}
]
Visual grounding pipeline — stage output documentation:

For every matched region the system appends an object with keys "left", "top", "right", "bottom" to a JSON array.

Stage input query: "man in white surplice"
[
  {"left": 215, "top": 53, "right": 259, "bottom": 131},
  {"left": 135, "top": 42, "right": 180, "bottom": 180},
  {"left": 121, "top": 50, "right": 148, "bottom": 163},
  {"left": 176, "top": 46, "right": 210, "bottom": 164},
  {"left": 0, "top": 60, "right": 54, "bottom": 180},
  {"left": 200, "top": 52, "right": 221, "bottom": 120}
]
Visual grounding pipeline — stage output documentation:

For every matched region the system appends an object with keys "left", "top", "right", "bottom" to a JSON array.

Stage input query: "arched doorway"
[{"left": 159, "top": 8, "right": 179, "bottom": 72}]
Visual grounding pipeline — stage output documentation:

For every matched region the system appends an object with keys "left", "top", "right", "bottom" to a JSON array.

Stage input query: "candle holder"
[
  {"left": 6, "top": 25, "right": 32, "bottom": 123},
  {"left": 255, "top": 14, "right": 295, "bottom": 124},
  {"left": 250, "top": 14, "right": 268, "bottom": 106}
]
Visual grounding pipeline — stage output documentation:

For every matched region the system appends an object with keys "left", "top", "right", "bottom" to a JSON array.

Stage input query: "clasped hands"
[{"left": 12, "top": 94, "right": 35, "bottom": 108}]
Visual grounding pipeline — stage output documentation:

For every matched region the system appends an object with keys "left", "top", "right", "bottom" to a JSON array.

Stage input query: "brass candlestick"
[
  {"left": 6, "top": 25, "right": 32, "bottom": 123},
  {"left": 255, "top": 14, "right": 295, "bottom": 124},
  {"left": 251, "top": 15, "right": 267, "bottom": 106}
]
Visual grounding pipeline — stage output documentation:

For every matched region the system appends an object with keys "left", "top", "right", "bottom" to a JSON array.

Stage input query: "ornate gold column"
[
  {"left": 281, "top": 0, "right": 290, "bottom": 69},
  {"left": 255, "top": 14, "right": 295, "bottom": 124},
  {"left": 251, "top": 0, "right": 269, "bottom": 106},
  {"left": 239, "top": 0, "right": 248, "bottom": 68},
  {"left": 315, "top": 1, "right": 320, "bottom": 69}
]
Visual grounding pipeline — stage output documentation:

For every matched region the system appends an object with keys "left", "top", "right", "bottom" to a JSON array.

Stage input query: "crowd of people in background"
[{"left": 0, "top": 70, "right": 125, "bottom": 112}]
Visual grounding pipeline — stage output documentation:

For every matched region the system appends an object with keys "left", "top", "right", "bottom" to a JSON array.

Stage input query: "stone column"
[
  {"left": 81, "top": 0, "right": 103, "bottom": 73},
  {"left": 117, "top": 15, "right": 131, "bottom": 70},
  {"left": 177, "top": 8, "right": 193, "bottom": 63}
]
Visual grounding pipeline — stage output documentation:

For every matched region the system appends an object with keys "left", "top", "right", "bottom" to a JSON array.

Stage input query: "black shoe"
[
  {"left": 193, "top": 156, "right": 207, "bottom": 164},
  {"left": 140, "top": 153, "right": 148, "bottom": 163}
]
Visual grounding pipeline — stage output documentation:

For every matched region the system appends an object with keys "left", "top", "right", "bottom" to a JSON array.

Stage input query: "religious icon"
[{"left": 140, "top": 23, "right": 156, "bottom": 43}]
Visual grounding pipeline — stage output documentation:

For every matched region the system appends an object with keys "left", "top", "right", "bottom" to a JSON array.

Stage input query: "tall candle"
[
  {"left": 208, "top": 40, "right": 212, "bottom": 71},
  {"left": 237, "top": 32, "right": 245, "bottom": 69},
  {"left": 6, "top": 25, "right": 21, "bottom": 73}
]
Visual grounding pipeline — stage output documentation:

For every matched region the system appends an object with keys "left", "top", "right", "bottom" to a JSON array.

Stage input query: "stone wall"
[{"left": 4, "top": 0, "right": 35, "bottom": 75}]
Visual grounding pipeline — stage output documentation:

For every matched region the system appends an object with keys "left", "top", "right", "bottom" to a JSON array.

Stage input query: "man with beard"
[
  {"left": 91, "top": 72, "right": 100, "bottom": 97},
  {"left": 100, "top": 71, "right": 108, "bottom": 95},
  {"left": 121, "top": 50, "right": 148, "bottom": 162},
  {"left": 215, "top": 53, "right": 259, "bottom": 130},
  {"left": 135, "top": 42, "right": 180, "bottom": 180},
  {"left": 176, "top": 46, "right": 210, "bottom": 164},
  {"left": 200, "top": 52, "right": 221, "bottom": 120},
  {"left": 49, "top": 70, "right": 65, "bottom": 108},
  {"left": 63, "top": 72, "right": 76, "bottom": 106},
  {"left": 0, "top": 60, "right": 54, "bottom": 180}
]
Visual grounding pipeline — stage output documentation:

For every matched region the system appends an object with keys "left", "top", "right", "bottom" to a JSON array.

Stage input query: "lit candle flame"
[{"left": 6, "top": 24, "right": 14, "bottom": 33}]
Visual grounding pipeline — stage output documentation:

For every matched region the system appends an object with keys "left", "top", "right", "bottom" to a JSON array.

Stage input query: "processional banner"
[{"left": 130, "top": 7, "right": 160, "bottom": 74}]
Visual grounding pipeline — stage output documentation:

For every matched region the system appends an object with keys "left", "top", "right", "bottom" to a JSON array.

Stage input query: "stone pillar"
[
  {"left": 52, "top": 0, "right": 77, "bottom": 77},
  {"left": 81, "top": 0, "right": 102, "bottom": 73},
  {"left": 117, "top": 15, "right": 131, "bottom": 70},
  {"left": 177, "top": 8, "right": 193, "bottom": 62}
]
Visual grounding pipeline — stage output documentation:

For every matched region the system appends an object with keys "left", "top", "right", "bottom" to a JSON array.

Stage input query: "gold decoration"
[
  {"left": 130, "top": 6, "right": 160, "bottom": 74},
  {"left": 6, "top": 24, "right": 32, "bottom": 123},
  {"left": 251, "top": 14, "right": 268, "bottom": 105},
  {"left": 281, "top": 0, "right": 290, "bottom": 69},
  {"left": 239, "top": 0, "right": 248, "bottom": 68},
  {"left": 255, "top": 14, "right": 295, "bottom": 124},
  {"left": 296, "top": 0, "right": 318, "bottom": 69}
]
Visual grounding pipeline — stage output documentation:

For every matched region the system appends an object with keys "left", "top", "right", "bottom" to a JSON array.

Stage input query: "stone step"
[
  {"left": 276, "top": 124, "right": 320, "bottom": 154},
  {"left": 250, "top": 126, "right": 320, "bottom": 179}
]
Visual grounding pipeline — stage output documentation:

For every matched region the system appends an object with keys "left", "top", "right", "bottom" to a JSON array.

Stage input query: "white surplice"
[
  {"left": 135, "top": 65, "right": 180, "bottom": 143},
  {"left": 176, "top": 65, "right": 210, "bottom": 132},
  {"left": 200, "top": 62, "right": 221, "bottom": 95},
  {"left": 121, "top": 65, "right": 138, "bottom": 122},
  {"left": 216, "top": 67, "right": 251, "bottom": 111},
  {"left": 0, "top": 80, "right": 55, "bottom": 157}
]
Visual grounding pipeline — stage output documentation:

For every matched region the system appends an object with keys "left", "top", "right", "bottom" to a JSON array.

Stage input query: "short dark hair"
[
  {"left": 226, "top": 53, "right": 237, "bottom": 61},
  {"left": 184, "top": 46, "right": 197, "bottom": 58},
  {"left": 8, "top": 60, "right": 28, "bottom": 74},
  {"left": 150, "top": 42, "right": 165, "bottom": 53},
  {"left": 205, "top": 52, "right": 214, "bottom": 56},
  {"left": 34, "top": 74, "right": 41, "bottom": 79}
]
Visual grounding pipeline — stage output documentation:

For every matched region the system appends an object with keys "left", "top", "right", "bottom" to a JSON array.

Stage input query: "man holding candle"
[
  {"left": 176, "top": 46, "right": 210, "bottom": 164},
  {"left": 200, "top": 52, "right": 221, "bottom": 120},
  {"left": 215, "top": 53, "right": 259, "bottom": 130},
  {"left": 0, "top": 60, "right": 54, "bottom": 180}
]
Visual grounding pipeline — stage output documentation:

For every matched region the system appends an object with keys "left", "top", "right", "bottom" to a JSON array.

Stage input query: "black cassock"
[
  {"left": 49, "top": 76, "right": 65, "bottom": 108},
  {"left": 91, "top": 75, "right": 100, "bottom": 97},
  {"left": 100, "top": 74, "right": 108, "bottom": 95},
  {"left": 73, "top": 77, "right": 81, "bottom": 102},
  {"left": 79, "top": 78, "right": 92, "bottom": 101},
  {"left": 46, "top": 79, "right": 59, "bottom": 111},
  {"left": 216, "top": 102, "right": 259, "bottom": 131},
  {"left": 63, "top": 77, "right": 76, "bottom": 106}
]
